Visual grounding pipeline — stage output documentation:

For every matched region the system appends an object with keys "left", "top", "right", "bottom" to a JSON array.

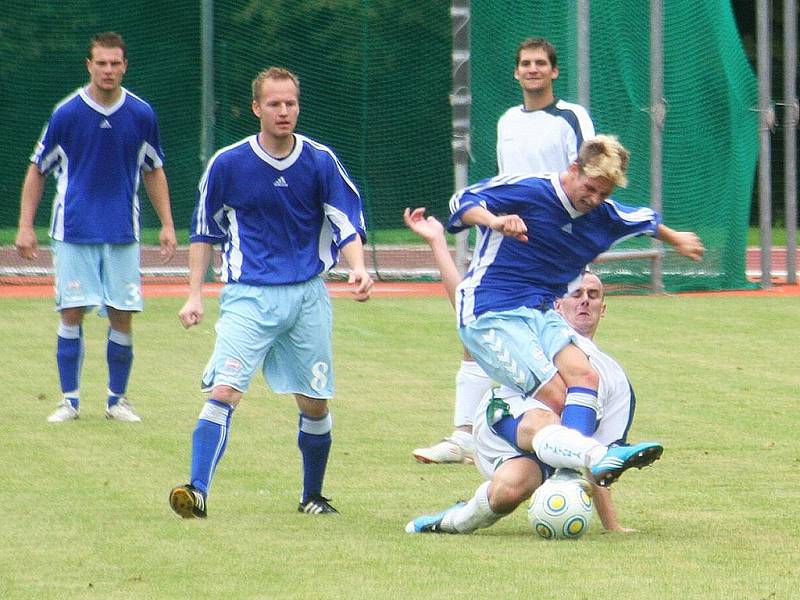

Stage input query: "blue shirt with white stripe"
[
  {"left": 190, "top": 134, "right": 366, "bottom": 286},
  {"left": 448, "top": 173, "right": 660, "bottom": 324},
  {"left": 31, "top": 87, "right": 165, "bottom": 244}
]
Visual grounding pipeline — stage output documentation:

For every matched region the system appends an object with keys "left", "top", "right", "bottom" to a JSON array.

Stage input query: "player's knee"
[
  {"left": 60, "top": 308, "right": 85, "bottom": 327},
  {"left": 210, "top": 385, "right": 242, "bottom": 407},
  {"left": 554, "top": 346, "right": 598, "bottom": 389},
  {"left": 516, "top": 408, "right": 560, "bottom": 450},
  {"left": 488, "top": 478, "right": 534, "bottom": 514},
  {"left": 533, "top": 377, "right": 566, "bottom": 414},
  {"left": 295, "top": 394, "right": 328, "bottom": 418}
]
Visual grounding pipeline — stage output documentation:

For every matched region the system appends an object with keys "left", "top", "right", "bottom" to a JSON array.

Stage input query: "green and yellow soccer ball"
[{"left": 528, "top": 470, "right": 594, "bottom": 540}]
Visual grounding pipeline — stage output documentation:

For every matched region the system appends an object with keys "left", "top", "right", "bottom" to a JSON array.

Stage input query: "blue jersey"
[
  {"left": 191, "top": 134, "right": 366, "bottom": 286},
  {"left": 449, "top": 173, "right": 660, "bottom": 324},
  {"left": 31, "top": 87, "right": 165, "bottom": 244}
]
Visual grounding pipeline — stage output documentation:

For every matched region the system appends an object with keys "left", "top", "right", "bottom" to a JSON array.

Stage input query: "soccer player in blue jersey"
[
  {"left": 404, "top": 209, "right": 657, "bottom": 534},
  {"left": 448, "top": 134, "right": 703, "bottom": 456},
  {"left": 413, "top": 37, "right": 596, "bottom": 466},
  {"left": 15, "top": 32, "right": 177, "bottom": 423},
  {"left": 169, "top": 67, "right": 373, "bottom": 519}
]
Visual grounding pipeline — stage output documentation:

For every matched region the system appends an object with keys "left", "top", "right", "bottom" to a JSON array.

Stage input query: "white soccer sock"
[
  {"left": 440, "top": 481, "right": 503, "bottom": 533},
  {"left": 449, "top": 429, "right": 474, "bottom": 452},
  {"left": 453, "top": 360, "right": 493, "bottom": 429},
  {"left": 531, "top": 424, "right": 606, "bottom": 470}
]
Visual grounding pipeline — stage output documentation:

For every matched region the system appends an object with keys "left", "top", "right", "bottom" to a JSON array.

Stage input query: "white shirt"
[{"left": 496, "top": 99, "right": 595, "bottom": 174}]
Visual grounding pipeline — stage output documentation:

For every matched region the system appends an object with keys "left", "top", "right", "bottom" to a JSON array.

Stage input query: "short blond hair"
[
  {"left": 576, "top": 135, "right": 629, "bottom": 188},
  {"left": 252, "top": 67, "right": 300, "bottom": 102}
]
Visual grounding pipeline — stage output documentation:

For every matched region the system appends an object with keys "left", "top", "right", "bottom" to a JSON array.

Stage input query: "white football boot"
[
  {"left": 106, "top": 398, "right": 142, "bottom": 422},
  {"left": 413, "top": 436, "right": 474, "bottom": 464},
  {"left": 47, "top": 399, "right": 79, "bottom": 423}
]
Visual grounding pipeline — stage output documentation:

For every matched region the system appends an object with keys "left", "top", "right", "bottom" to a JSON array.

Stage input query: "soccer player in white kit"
[
  {"left": 169, "top": 67, "right": 373, "bottom": 518},
  {"left": 15, "top": 32, "right": 177, "bottom": 423},
  {"left": 413, "top": 38, "right": 595, "bottom": 464}
]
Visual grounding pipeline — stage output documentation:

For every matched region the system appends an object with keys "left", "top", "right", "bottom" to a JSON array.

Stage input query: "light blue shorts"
[
  {"left": 459, "top": 307, "right": 578, "bottom": 396},
  {"left": 201, "top": 277, "right": 334, "bottom": 399},
  {"left": 52, "top": 241, "right": 142, "bottom": 312}
]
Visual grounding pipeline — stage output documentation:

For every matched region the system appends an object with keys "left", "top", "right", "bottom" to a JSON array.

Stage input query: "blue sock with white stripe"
[
  {"left": 56, "top": 323, "right": 82, "bottom": 409},
  {"left": 106, "top": 329, "right": 133, "bottom": 407},
  {"left": 561, "top": 386, "right": 599, "bottom": 436},
  {"left": 190, "top": 399, "right": 233, "bottom": 496},
  {"left": 298, "top": 412, "right": 332, "bottom": 503}
]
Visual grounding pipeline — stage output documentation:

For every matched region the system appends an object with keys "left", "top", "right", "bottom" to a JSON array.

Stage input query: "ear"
[
  {"left": 551, "top": 65, "right": 559, "bottom": 81},
  {"left": 251, "top": 99, "right": 260, "bottom": 118}
]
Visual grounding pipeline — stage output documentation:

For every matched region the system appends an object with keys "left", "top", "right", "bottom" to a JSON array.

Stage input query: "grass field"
[{"left": 1, "top": 292, "right": 799, "bottom": 599}]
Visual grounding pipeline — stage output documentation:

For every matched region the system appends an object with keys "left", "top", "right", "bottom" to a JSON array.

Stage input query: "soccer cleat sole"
[
  {"left": 412, "top": 452, "right": 475, "bottom": 465},
  {"left": 595, "top": 445, "right": 663, "bottom": 487},
  {"left": 169, "top": 487, "right": 205, "bottom": 519}
]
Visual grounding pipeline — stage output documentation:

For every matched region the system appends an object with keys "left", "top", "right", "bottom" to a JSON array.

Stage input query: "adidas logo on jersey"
[
  {"left": 561, "top": 223, "right": 573, "bottom": 234},
  {"left": 100, "top": 119, "right": 112, "bottom": 129},
  {"left": 273, "top": 176, "right": 288, "bottom": 187}
]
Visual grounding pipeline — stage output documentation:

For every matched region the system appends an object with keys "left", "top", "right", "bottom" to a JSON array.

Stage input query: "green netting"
[
  {"left": 0, "top": 0, "right": 452, "bottom": 281},
  {"left": 0, "top": 1, "right": 758, "bottom": 290},
  {"left": 472, "top": 0, "right": 758, "bottom": 291}
]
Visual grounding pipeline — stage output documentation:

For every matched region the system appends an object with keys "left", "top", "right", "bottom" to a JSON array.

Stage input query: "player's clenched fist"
[{"left": 178, "top": 298, "right": 204, "bottom": 328}]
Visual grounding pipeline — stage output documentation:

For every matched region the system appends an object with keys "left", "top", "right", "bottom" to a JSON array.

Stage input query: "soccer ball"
[{"left": 528, "top": 470, "right": 594, "bottom": 540}]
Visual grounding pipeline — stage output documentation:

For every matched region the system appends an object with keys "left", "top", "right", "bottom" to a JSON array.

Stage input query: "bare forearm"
[
  {"left": 428, "top": 236, "right": 460, "bottom": 307},
  {"left": 461, "top": 206, "right": 494, "bottom": 228},
  {"left": 142, "top": 168, "right": 175, "bottom": 228},
  {"left": 187, "top": 242, "right": 212, "bottom": 296},
  {"left": 339, "top": 235, "right": 366, "bottom": 271},
  {"left": 592, "top": 485, "right": 626, "bottom": 532},
  {"left": 18, "top": 165, "right": 46, "bottom": 229},
  {"left": 656, "top": 224, "right": 704, "bottom": 261}
]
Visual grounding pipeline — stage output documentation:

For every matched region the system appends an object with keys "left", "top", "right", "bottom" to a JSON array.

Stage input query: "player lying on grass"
[{"left": 403, "top": 208, "right": 658, "bottom": 533}]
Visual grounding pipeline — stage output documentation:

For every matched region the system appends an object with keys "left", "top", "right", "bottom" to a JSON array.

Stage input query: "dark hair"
[
  {"left": 88, "top": 32, "right": 127, "bottom": 60},
  {"left": 515, "top": 37, "right": 557, "bottom": 69}
]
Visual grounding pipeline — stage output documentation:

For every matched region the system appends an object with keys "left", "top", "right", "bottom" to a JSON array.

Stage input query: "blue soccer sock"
[
  {"left": 561, "top": 386, "right": 599, "bottom": 436},
  {"left": 190, "top": 400, "right": 233, "bottom": 496},
  {"left": 106, "top": 329, "right": 133, "bottom": 407},
  {"left": 298, "top": 412, "right": 333, "bottom": 503},
  {"left": 56, "top": 323, "right": 83, "bottom": 409}
]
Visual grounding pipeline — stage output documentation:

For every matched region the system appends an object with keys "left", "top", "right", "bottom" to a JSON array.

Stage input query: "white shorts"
[
  {"left": 201, "top": 277, "right": 334, "bottom": 399},
  {"left": 52, "top": 241, "right": 142, "bottom": 312},
  {"left": 473, "top": 387, "right": 555, "bottom": 481}
]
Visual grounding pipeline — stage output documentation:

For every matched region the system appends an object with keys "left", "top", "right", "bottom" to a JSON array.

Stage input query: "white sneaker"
[
  {"left": 47, "top": 400, "right": 79, "bottom": 423},
  {"left": 413, "top": 438, "right": 474, "bottom": 464},
  {"left": 106, "top": 398, "right": 142, "bottom": 422}
]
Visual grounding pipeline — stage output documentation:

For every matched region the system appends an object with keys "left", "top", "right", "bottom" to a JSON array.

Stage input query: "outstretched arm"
[
  {"left": 403, "top": 208, "right": 461, "bottom": 307},
  {"left": 656, "top": 224, "right": 704, "bottom": 262},
  {"left": 592, "top": 485, "right": 636, "bottom": 533}
]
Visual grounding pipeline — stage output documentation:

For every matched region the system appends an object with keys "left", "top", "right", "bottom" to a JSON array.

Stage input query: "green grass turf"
[{"left": 1, "top": 293, "right": 798, "bottom": 599}]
